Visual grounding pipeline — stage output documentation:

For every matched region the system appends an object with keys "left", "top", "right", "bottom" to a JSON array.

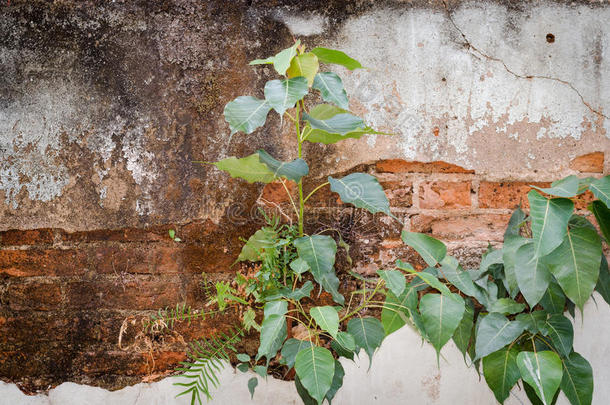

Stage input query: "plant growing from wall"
[
  {"left": 177, "top": 40, "right": 404, "bottom": 404},
  {"left": 399, "top": 175, "right": 610, "bottom": 405}
]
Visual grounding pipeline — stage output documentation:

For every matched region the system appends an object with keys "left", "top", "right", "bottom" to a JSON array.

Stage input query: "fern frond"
[
  {"left": 142, "top": 303, "right": 221, "bottom": 333},
  {"left": 174, "top": 327, "right": 244, "bottom": 404}
]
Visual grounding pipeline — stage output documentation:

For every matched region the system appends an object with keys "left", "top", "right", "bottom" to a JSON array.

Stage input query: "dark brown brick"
[
  {"left": 0, "top": 229, "right": 56, "bottom": 246},
  {"left": 0, "top": 249, "right": 86, "bottom": 277},
  {"left": 7, "top": 280, "right": 63, "bottom": 311}
]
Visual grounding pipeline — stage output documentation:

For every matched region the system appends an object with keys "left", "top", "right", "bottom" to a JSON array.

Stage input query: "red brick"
[
  {"left": 570, "top": 152, "right": 604, "bottom": 173},
  {"left": 7, "top": 280, "right": 63, "bottom": 311},
  {"left": 0, "top": 229, "right": 56, "bottom": 246},
  {"left": 259, "top": 180, "right": 297, "bottom": 205},
  {"left": 65, "top": 279, "right": 182, "bottom": 310},
  {"left": 411, "top": 214, "right": 510, "bottom": 241},
  {"left": 0, "top": 249, "right": 86, "bottom": 277},
  {"left": 419, "top": 181, "right": 471, "bottom": 209},
  {"left": 479, "top": 181, "right": 551, "bottom": 209},
  {"left": 376, "top": 159, "right": 474, "bottom": 174},
  {"left": 380, "top": 180, "right": 412, "bottom": 207}
]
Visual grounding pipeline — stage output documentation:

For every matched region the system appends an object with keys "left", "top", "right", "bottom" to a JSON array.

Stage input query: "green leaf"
[
  {"left": 248, "top": 377, "right": 258, "bottom": 399},
  {"left": 280, "top": 338, "right": 312, "bottom": 369},
  {"left": 502, "top": 207, "right": 528, "bottom": 296},
  {"left": 540, "top": 281, "right": 566, "bottom": 314},
  {"left": 401, "top": 231, "right": 447, "bottom": 267},
  {"left": 295, "top": 346, "right": 335, "bottom": 404},
  {"left": 397, "top": 260, "right": 453, "bottom": 295},
  {"left": 516, "top": 351, "right": 563, "bottom": 405},
  {"left": 544, "top": 314, "right": 573, "bottom": 358},
  {"left": 310, "top": 47, "right": 363, "bottom": 70},
  {"left": 312, "top": 72, "right": 349, "bottom": 109},
  {"left": 263, "top": 300, "right": 288, "bottom": 317},
  {"left": 514, "top": 242, "right": 552, "bottom": 307},
  {"left": 452, "top": 299, "right": 475, "bottom": 359},
  {"left": 249, "top": 41, "right": 300, "bottom": 75},
  {"left": 237, "top": 362, "right": 249, "bottom": 372},
  {"left": 516, "top": 310, "right": 549, "bottom": 334},
  {"left": 310, "top": 306, "right": 340, "bottom": 338},
  {"left": 528, "top": 190, "right": 574, "bottom": 258},
  {"left": 223, "top": 96, "right": 271, "bottom": 135},
  {"left": 236, "top": 353, "right": 250, "bottom": 363},
  {"left": 419, "top": 293, "right": 465, "bottom": 357},
  {"left": 303, "top": 111, "right": 365, "bottom": 137},
  {"left": 168, "top": 229, "right": 175, "bottom": 239},
  {"left": 286, "top": 53, "right": 319, "bottom": 86},
  {"left": 475, "top": 313, "right": 525, "bottom": 360},
  {"left": 532, "top": 175, "right": 582, "bottom": 197},
  {"left": 263, "top": 77, "right": 309, "bottom": 116},
  {"left": 546, "top": 227, "right": 602, "bottom": 311},
  {"left": 489, "top": 298, "right": 526, "bottom": 315},
  {"left": 237, "top": 227, "right": 277, "bottom": 262},
  {"left": 295, "top": 375, "right": 318, "bottom": 405},
  {"left": 595, "top": 255, "right": 610, "bottom": 306},
  {"left": 523, "top": 383, "right": 560, "bottom": 405},
  {"left": 377, "top": 269, "right": 406, "bottom": 297},
  {"left": 213, "top": 154, "right": 275, "bottom": 184},
  {"left": 381, "top": 287, "right": 417, "bottom": 335},
  {"left": 290, "top": 258, "right": 310, "bottom": 275},
  {"left": 347, "top": 317, "right": 385, "bottom": 369},
  {"left": 335, "top": 331, "right": 356, "bottom": 352},
  {"left": 329, "top": 173, "right": 391, "bottom": 216},
  {"left": 257, "top": 149, "right": 309, "bottom": 182},
  {"left": 294, "top": 235, "right": 344, "bottom": 305},
  {"left": 253, "top": 365, "right": 267, "bottom": 377},
  {"left": 302, "top": 104, "right": 387, "bottom": 144},
  {"left": 243, "top": 307, "right": 260, "bottom": 332},
  {"left": 325, "top": 360, "right": 345, "bottom": 404},
  {"left": 256, "top": 314, "right": 287, "bottom": 361},
  {"left": 483, "top": 346, "right": 521, "bottom": 403},
  {"left": 588, "top": 176, "right": 610, "bottom": 207},
  {"left": 440, "top": 255, "right": 479, "bottom": 297},
  {"left": 589, "top": 200, "right": 610, "bottom": 243},
  {"left": 282, "top": 281, "right": 314, "bottom": 301},
  {"left": 560, "top": 352, "right": 593, "bottom": 405}
]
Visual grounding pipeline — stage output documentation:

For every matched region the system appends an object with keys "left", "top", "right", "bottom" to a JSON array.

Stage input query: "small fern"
[
  {"left": 142, "top": 303, "right": 220, "bottom": 333},
  {"left": 174, "top": 328, "right": 244, "bottom": 404}
]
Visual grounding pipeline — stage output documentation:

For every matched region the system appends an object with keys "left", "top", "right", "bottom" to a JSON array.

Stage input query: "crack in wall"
[{"left": 442, "top": 0, "right": 609, "bottom": 121}]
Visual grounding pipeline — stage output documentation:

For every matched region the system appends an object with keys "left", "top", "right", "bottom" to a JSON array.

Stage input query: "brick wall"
[{"left": 0, "top": 153, "right": 604, "bottom": 392}]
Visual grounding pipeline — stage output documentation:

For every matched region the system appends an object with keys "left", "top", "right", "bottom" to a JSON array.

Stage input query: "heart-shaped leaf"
[
  {"left": 256, "top": 314, "right": 287, "bottom": 361},
  {"left": 295, "top": 346, "right": 335, "bottom": 404},
  {"left": 539, "top": 281, "right": 566, "bottom": 314},
  {"left": 489, "top": 298, "right": 526, "bottom": 315},
  {"left": 515, "top": 242, "right": 552, "bottom": 307},
  {"left": 213, "top": 154, "right": 275, "bottom": 184},
  {"left": 377, "top": 269, "right": 406, "bottom": 297},
  {"left": 294, "top": 235, "right": 344, "bottom": 305},
  {"left": 483, "top": 346, "right": 521, "bottom": 403},
  {"left": 310, "top": 47, "right": 363, "bottom": 70},
  {"left": 237, "top": 227, "right": 277, "bottom": 262},
  {"left": 248, "top": 377, "right": 258, "bottom": 399},
  {"left": 290, "top": 257, "right": 310, "bottom": 275},
  {"left": 516, "top": 310, "right": 549, "bottom": 335},
  {"left": 595, "top": 255, "right": 610, "bottom": 306},
  {"left": 347, "top": 317, "right": 385, "bottom": 369},
  {"left": 329, "top": 173, "right": 391, "bottom": 216},
  {"left": 325, "top": 360, "right": 345, "bottom": 405},
  {"left": 257, "top": 149, "right": 309, "bottom": 182},
  {"left": 589, "top": 200, "right": 610, "bottom": 243},
  {"left": 475, "top": 313, "right": 525, "bottom": 360},
  {"left": 560, "top": 352, "right": 593, "bottom": 405},
  {"left": 516, "top": 351, "right": 562, "bottom": 405},
  {"left": 401, "top": 232, "right": 447, "bottom": 266},
  {"left": 503, "top": 208, "right": 529, "bottom": 297},
  {"left": 440, "top": 255, "right": 479, "bottom": 297},
  {"left": 528, "top": 190, "right": 574, "bottom": 258},
  {"left": 250, "top": 41, "right": 300, "bottom": 75},
  {"left": 302, "top": 111, "right": 365, "bottom": 135},
  {"left": 312, "top": 72, "right": 349, "bottom": 109},
  {"left": 331, "top": 332, "right": 356, "bottom": 360},
  {"left": 452, "top": 299, "right": 475, "bottom": 360},
  {"left": 264, "top": 77, "right": 309, "bottom": 115},
  {"left": 310, "top": 306, "right": 340, "bottom": 338},
  {"left": 286, "top": 53, "right": 319, "bottom": 86},
  {"left": 532, "top": 175, "right": 582, "bottom": 197},
  {"left": 546, "top": 227, "right": 602, "bottom": 311},
  {"left": 544, "top": 314, "right": 573, "bottom": 358},
  {"left": 381, "top": 287, "right": 418, "bottom": 335},
  {"left": 419, "top": 293, "right": 465, "bottom": 358},
  {"left": 263, "top": 300, "right": 288, "bottom": 317},
  {"left": 281, "top": 281, "right": 313, "bottom": 301},
  {"left": 588, "top": 176, "right": 610, "bottom": 207},
  {"left": 280, "top": 338, "right": 312, "bottom": 369},
  {"left": 224, "top": 96, "right": 271, "bottom": 135}
]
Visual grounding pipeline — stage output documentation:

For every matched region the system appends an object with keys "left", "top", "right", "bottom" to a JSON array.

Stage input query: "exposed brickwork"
[
  {"left": 478, "top": 181, "right": 551, "bottom": 209},
  {"left": 376, "top": 159, "right": 474, "bottom": 174},
  {"left": 570, "top": 152, "right": 604, "bottom": 173},
  {"left": 419, "top": 181, "right": 472, "bottom": 209}
]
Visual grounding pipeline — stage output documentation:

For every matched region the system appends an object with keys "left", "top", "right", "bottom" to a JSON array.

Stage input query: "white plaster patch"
[{"left": 278, "top": 13, "right": 327, "bottom": 36}]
